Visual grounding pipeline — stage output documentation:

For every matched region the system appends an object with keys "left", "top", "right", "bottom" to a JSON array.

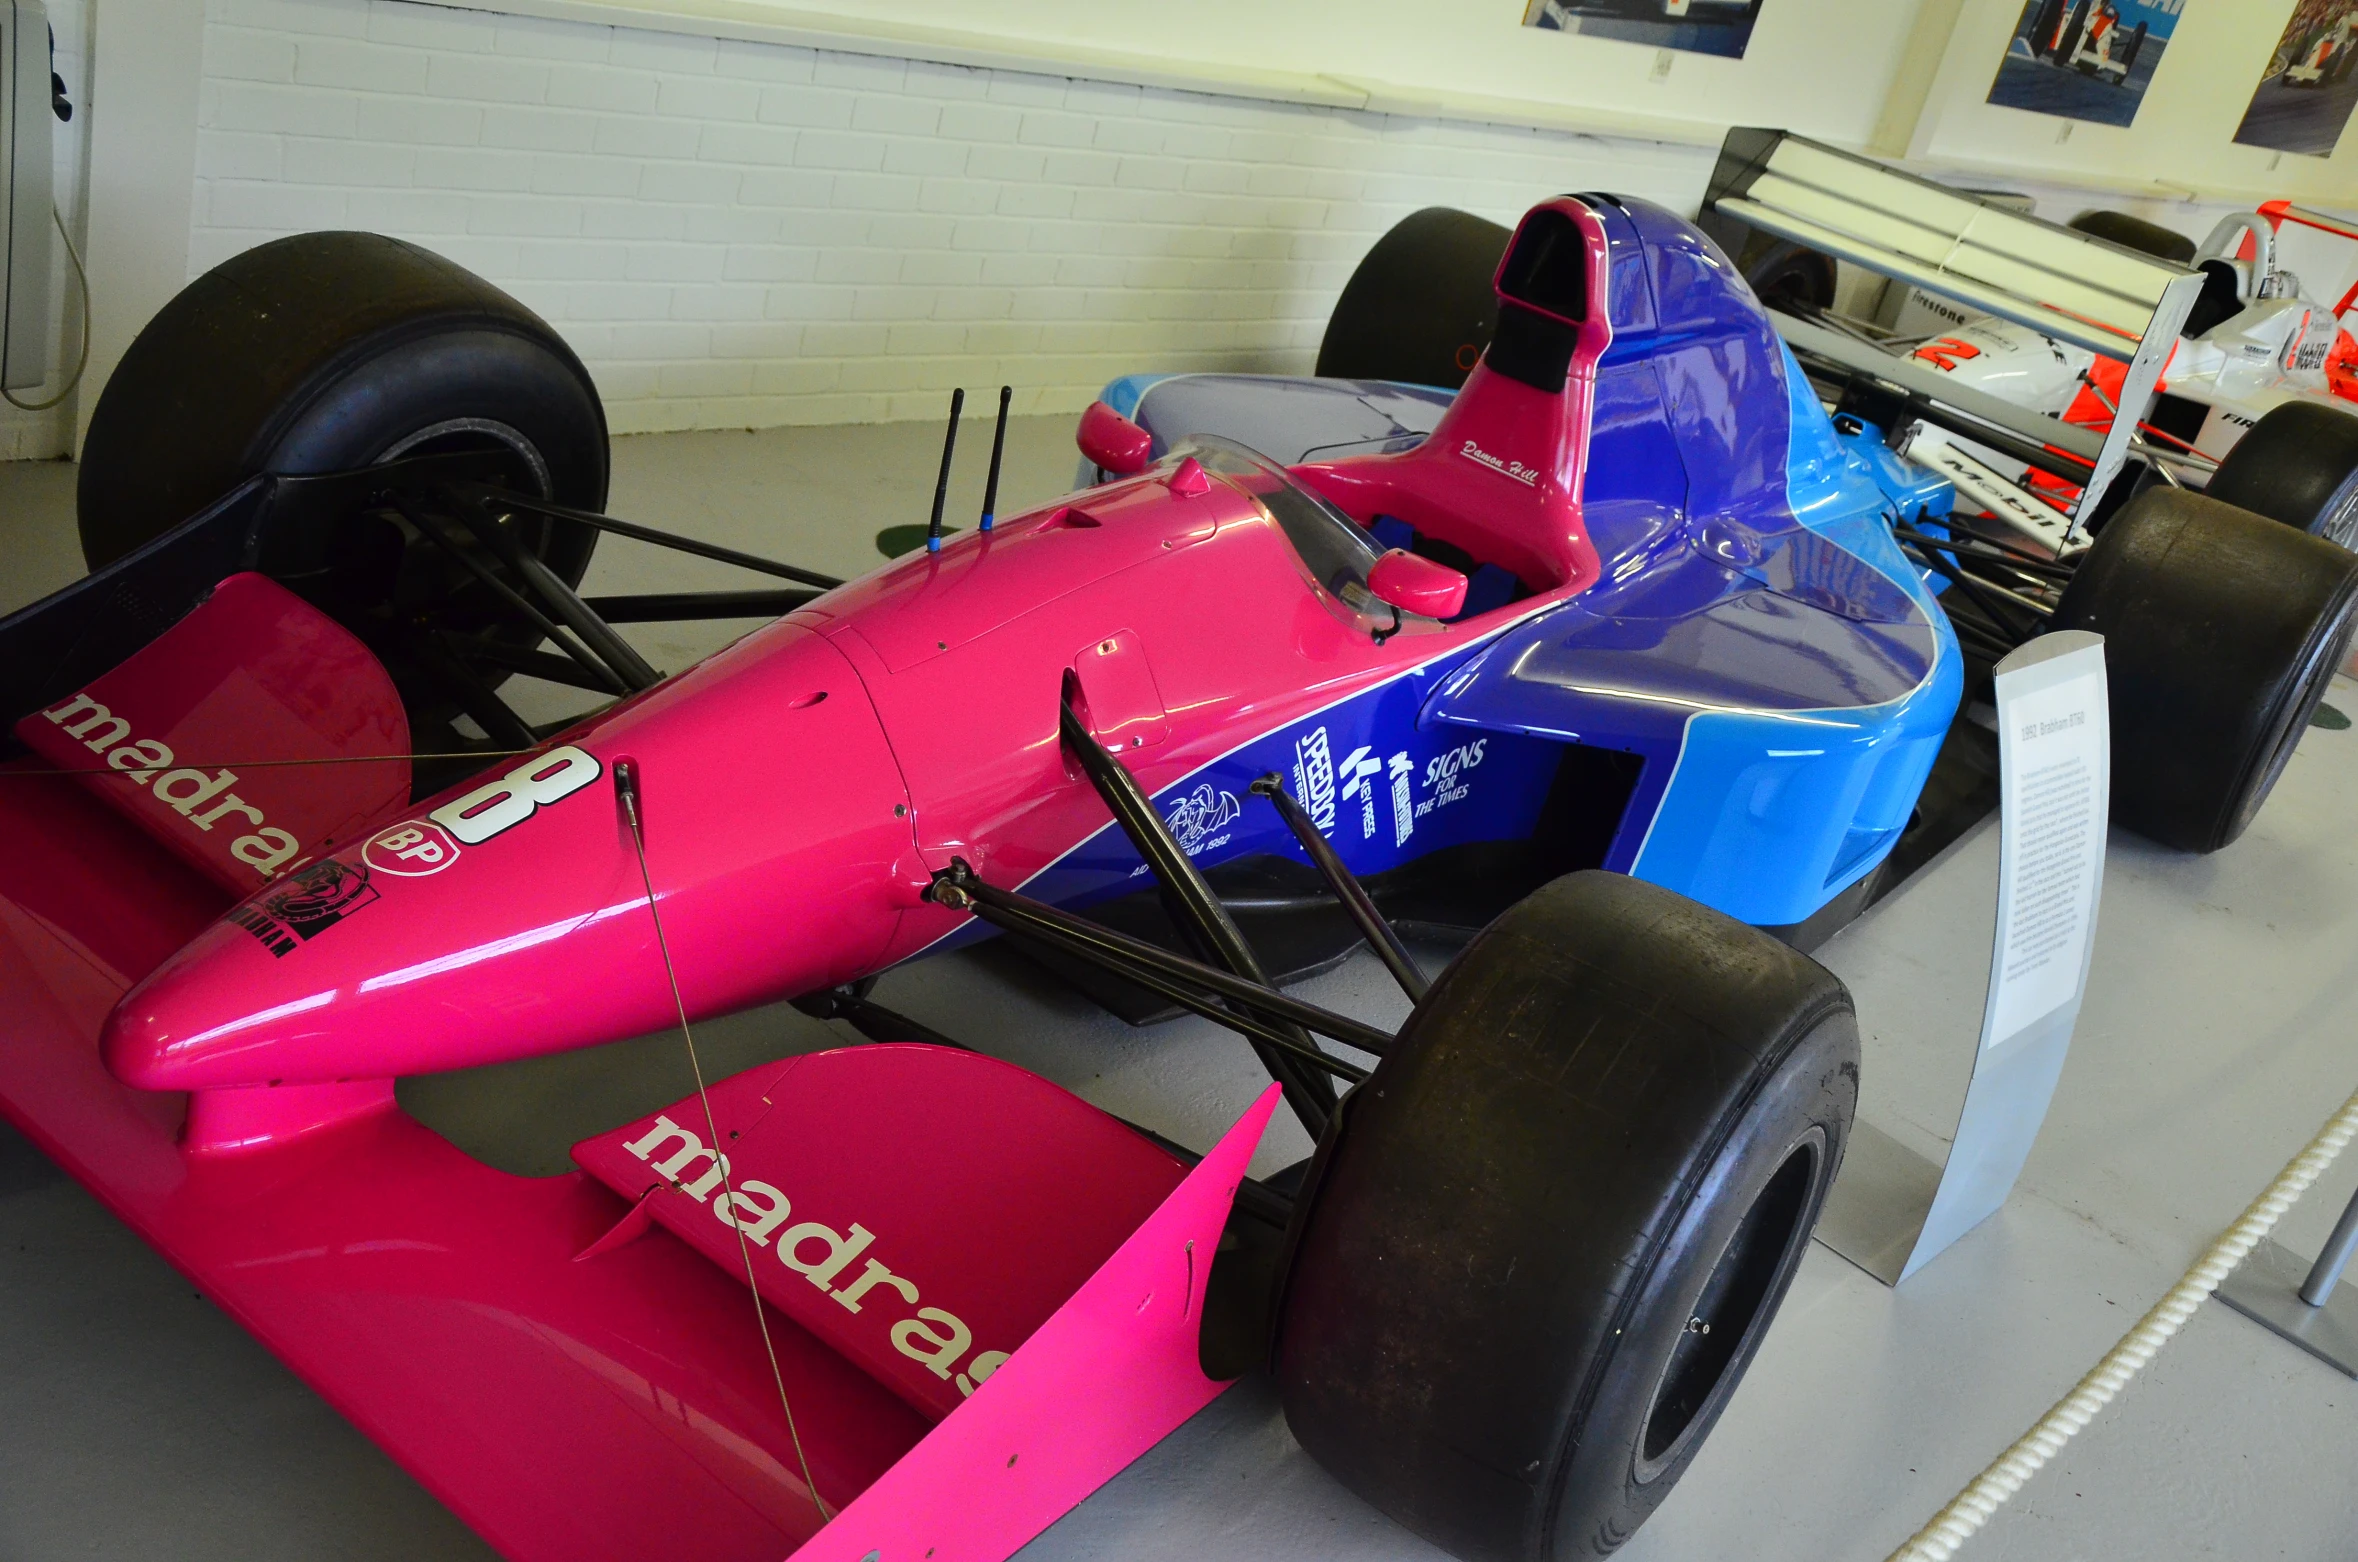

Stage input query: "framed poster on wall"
[
  {"left": 1521, "top": 0, "right": 1765, "bottom": 61},
  {"left": 1985, "top": 0, "right": 2187, "bottom": 126},
  {"left": 2233, "top": 1, "right": 2358, "bottom": 156}
]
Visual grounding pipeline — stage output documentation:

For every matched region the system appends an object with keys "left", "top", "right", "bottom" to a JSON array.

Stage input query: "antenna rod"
[
  {"left": 927, "top": 387, "right": 964, "bottom": 554},
  {"left": 979, "top": 384, "right": 1012, "bottom": 532}
]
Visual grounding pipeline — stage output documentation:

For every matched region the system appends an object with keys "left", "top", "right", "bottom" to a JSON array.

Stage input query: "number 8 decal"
[{"left": 431, "top": 746, "right": 604, "bottom": 845}]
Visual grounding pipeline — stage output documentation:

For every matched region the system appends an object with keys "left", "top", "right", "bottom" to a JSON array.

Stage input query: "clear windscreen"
[{"left": 1176, "top": 436, "right": 1386, "bottom": 614}]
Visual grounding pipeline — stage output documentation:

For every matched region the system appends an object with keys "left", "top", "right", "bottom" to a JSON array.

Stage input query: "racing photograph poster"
[
  {"left": 1521, "top": 0, "right": 1767, "bottom": 61},
  {"left": 2233, "top": 0, "right": 2358, "bottom": 157},
  {"left": 1985, "top": 0, "right": 2186, "bottom": 126}
]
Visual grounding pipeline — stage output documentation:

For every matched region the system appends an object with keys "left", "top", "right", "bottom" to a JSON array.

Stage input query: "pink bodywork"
[{"left": 0, "top": 198, "right": 1615, "bottom": 1558}]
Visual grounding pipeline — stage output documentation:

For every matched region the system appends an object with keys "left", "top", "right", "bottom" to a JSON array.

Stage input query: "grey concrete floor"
[{"left": 6, "top": 425, "right": 2358, "bottom": 1560}]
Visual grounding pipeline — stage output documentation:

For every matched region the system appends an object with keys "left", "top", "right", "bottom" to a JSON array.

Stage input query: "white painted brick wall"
[
  {"left": 0, "top": 0, "right": 92, "bottom": 462},
  {"left": 188, "top": 0, "right": 1716, "bottom": 434}
]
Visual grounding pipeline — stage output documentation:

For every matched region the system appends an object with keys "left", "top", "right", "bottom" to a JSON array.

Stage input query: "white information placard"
[
  {"left": 1816, "top": 629, "right": 2110, "bottom": 1285},
  {"left": 1983, "top": 638, "right": 2109, "bottom": 1053}
]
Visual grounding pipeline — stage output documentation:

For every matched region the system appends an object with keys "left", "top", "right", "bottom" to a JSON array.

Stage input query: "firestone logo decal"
[
  {"left": 38, "top": 693, "right": 301, "bottom": 876},
  {"left": 625, "top": 1115, "right": 1010, "bottom": 1398},
  {"left": 230, "top": 859, "right": 380, "bottom": 958}
]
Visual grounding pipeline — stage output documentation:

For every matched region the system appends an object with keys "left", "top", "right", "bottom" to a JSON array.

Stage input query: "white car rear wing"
[{"left": 1702, "top": 127, "right": 2207, "bottom": 529}]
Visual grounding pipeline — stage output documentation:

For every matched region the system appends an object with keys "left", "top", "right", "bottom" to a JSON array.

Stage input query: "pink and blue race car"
[{"left": 0, "top": 184, "right": 2348, "bottom": 1562}]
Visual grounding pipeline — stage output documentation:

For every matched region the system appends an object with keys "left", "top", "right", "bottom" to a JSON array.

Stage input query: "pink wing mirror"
[
  {"left": 1368, "top": 548, "right": 1468, "bottom": 619},
  {"left": 1077, "top": 401, "right": 1154, "bottom": 475}
]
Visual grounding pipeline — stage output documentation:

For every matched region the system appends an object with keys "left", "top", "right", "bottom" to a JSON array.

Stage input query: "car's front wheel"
[
  {"left": 2206, "top": 400, "right": 2358, "bottom": 550},
  {"left": 1275, "top": 870, "right": 1855, "bottom": 1561},
  {"left": 77, "top": 232, "right": 612, "bottom": 785}
]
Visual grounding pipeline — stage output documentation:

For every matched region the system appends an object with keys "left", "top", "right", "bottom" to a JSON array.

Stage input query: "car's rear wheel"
[
  {"left": 2057, "top": 0, "right": 2091, "bottom": 61},
  {"left": 1276, "top": 870, "right": 1855, "bottom": 1562},
  {"left": 1318, "top": 207, "right": 1510, "bottom": 391},
  {"left": 1737, "top": 235, "right": 1837, "bottom": 314},
  {"left": 2030, "top": 0, "right": 2064, "bottom": 54},
  {"left": 78, "top": 232, "right": 611, "bottom": 781},
  {"left": 2068, "top": 209, "right": 2195, "bottom": 265},
  {"left": 2055, "top": 486, "right": 2358, "bottom": 853},
  {"left": 2204, "top": 401, "right": 2358, "bottom": 549}
]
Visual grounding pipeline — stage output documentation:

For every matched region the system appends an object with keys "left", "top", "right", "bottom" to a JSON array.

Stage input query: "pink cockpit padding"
[
  {"left": 570, "top": 1043, "right": 1190, "bottom": 1422},
  {"left": 12, "top": 572, "right": 410, "bottom": 893}
]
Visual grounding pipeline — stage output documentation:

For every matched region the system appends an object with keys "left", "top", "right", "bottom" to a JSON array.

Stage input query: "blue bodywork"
[{"left": 1066, "top": 195, "right": 1964, "bottom": 935}]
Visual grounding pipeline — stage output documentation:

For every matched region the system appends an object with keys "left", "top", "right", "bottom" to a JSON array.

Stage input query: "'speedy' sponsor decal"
[
  {"left": 362, "top": 820, "right": 463, "bottom": 877},
  {"left": 231, "top": 859, "right": 379, "bottom": 958},
  {"left": 1291, "top": 725, "right": 1337, "bottom": 835}
]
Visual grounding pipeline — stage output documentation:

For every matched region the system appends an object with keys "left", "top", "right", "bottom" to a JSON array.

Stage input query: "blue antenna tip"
[
  {"left": 925, "top": 535, "right": 943, "bottom": 553},
  {"left": 979, "top": 512, "right": 995, "bottom": 532}
]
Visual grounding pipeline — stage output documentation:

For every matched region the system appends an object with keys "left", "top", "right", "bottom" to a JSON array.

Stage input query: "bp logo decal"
[{"left": 363, "top": 820, "right": 463, "bottom": 877}]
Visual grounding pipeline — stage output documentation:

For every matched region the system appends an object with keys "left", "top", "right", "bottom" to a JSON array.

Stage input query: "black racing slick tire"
[
  {"left": 1317, "top": 207, "right": 1510, "bottom": 391},
  {"left": 1276, "top": 871, "right": 1856, "bottom": 1562},
  {"left": 2121, "top": 21, "right": 2148, "bottom": 77},
  {"left": 2030, "top": 0, "right": 2064, "bottom": 55},
  {"left": 2206, "top": 401, "right": 2358, "bottom": 550},
  {"left": 2068, "top": 209, "right": 2196, "bottom": 266},
  {"left": 1737, "top": 236, "right": 1838, "bottom": 314},
  {"left": 2055, "top": 487, "right": 2358, "bottom": 853},
  {"left": 2058, "top": 0, "right": 2090, "bottom": 63},
  {"left": 78, "top": 231, "right": 608, "bottom": 573}
]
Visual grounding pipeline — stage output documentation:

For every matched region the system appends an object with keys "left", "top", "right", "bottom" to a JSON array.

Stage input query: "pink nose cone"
[{"left": 102, "top": 622, "right": 917, "bottom": 1094}]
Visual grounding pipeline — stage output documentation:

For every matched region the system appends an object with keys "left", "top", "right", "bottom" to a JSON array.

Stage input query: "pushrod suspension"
[
  {"left": 447, "top": 490, "right": 663, "bottom": 691},
  {"left": 929, "top": 861, "right": 1391, "bottom": 1060},
  {"left": 1056, "top": 697, "right": 1339, "bottom": 1138},
  {"left": 467, "top": 486, "right": 846, "bottom": 591},
  {"left": 1249, "top": 774, "right": 1427, "bottom": 1003}
]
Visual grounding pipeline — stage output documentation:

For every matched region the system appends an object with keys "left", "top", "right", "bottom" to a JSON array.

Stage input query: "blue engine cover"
[{"left": 1096, "top": 195, "right": 1963, "bottom": 932}]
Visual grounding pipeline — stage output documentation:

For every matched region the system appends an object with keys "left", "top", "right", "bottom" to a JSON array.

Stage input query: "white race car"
[
  {"left": 2026, "top": 0, "right": 2150, "bottom": 85},
  {"left": 1897, "top": 207, "right": 2357, "bottom": 459},
  {"left": 2287, "top": 13, "right": 2357, "bottom": 86}
]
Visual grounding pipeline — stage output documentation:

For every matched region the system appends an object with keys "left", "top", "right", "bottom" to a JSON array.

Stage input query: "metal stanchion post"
[{"left": 2219, "top": 1178, "right": 2358, "bottom": 1376}]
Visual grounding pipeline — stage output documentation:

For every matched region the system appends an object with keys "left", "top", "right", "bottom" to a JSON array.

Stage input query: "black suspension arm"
[
  {"left": 931, "top": 862, "right": 1392, "bottom": 1057},
  {"left": 585, "top": 589, "right": 825, "bottom": 622},
  {"left": 401, "top": 627, "right": 537, "bottom": 750},
  {"left": 1056, "top": 697, "right": 1339, "bottom": 1138},
  {"left": 927, "top": 867, "right": 1371, "bottom": 1083},
  {"left": 1249, "top": 774, "right": 1427, "bottom": 1003},
  {"left": 394, "top": 496, "right": 630, "bottom": 696},
  {"left": 472, "top": 487, "right": 845, "bottom": 591},
  {"left": 447, "top": 491, "right": 664, "bottom": 692},
  {"left": 1891, "top": 526, "right": 2073, "bottom": 584}
]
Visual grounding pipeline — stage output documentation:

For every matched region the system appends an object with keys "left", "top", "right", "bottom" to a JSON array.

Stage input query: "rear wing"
[{"left": 1701, "top": 127, "right": 2207, "bottom": 528}]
